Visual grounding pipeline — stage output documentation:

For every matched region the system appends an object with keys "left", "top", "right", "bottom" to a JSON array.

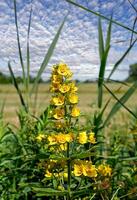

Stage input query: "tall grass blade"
[
  {"left": 14, "top": 0, "right": 26, "bottom": 83},
  {"left": 130, "top": 17, "right": 137, "bottom": 45},
  {"left": 0, "top": 101, "right": 5, "bottom": 119},
  {"left": 105, "top": 15, "right": 112, "bottom": 50},
  {"left": 103, "top": 82, "right": 137, "bottom": 126},
  {"left": 8, "top": 62, "right": 28, "bottom": 112},
  {"left": 26, "top": 6, "right": 32, "bottom": 94},
  {"left": 98, "top": 18, "right": 104, "bottom": 60},
  {"left": 66, "top": 0, "right": 137, "bottom": 34},
  {"left": 31, "top": 15, "right": 67, "bottom": 94},
  {"left": 98, "top": 17, "right": 112, "bottom": 108},
  {"left": 108, "top": 38, "right": 137, "bottom": 79},
  {"left": 98, "top": 45, "right": 110, "bottom": 108}
]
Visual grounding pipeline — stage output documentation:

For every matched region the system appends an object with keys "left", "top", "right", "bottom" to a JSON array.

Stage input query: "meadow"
[
  {"left": 0, "top": 82, "right": 136, "bottom": 126},
  {"left": 1, "top": 0, "right": 137, "bottom": 199}
]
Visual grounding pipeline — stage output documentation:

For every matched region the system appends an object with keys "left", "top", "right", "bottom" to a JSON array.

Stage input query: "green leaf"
[
  {"left": 105, "top": 15, "right": 112, "bottom": 50},
  {"left": 14, "top": 0, "right": 26, "bottom": 83},
  {"left": 26, "top": 7, "right": 32, "bottom": 93},
  {"left": 32, "top": 187, "right": 68, "bottom": 196},
  {"left": 8, "top": 62, "right": 28, "bottom": 112},
  {"left": 98, "top": 45, "right": 110, "bottom": 108},
  {"left": 103, "top": 82, "right": 137, "bottom": 126},
  {"left": 31, "top": 15, "right": 67, "bottom": 94},
  {"left": 66, "top": 0, "right": 137, "bottom": 34},
  {"left": 108, "top": 38, "right": 137, "bottom": 79},
  {"left": 98, "top": 17, "right": 104, "bottom": 60}
]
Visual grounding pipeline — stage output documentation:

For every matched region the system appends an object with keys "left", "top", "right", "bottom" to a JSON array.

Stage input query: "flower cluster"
[
  {"left": 73, "top": 160, "right": 97, "bottom": 178},
  {"left": 50, "top": 63, "right": 80, "bottom": 119},
  {"left": 73, "top": 160, "right": 112, "bottom": 178},
  {"left": 97, "top": 164, "right": 112, "bottom": 177},
  {"left": 35, "top": 63, "right": 112, "bottom": 190}
]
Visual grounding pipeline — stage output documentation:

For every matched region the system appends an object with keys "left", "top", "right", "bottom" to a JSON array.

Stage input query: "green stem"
[{"left": 67, "top": 143, "right": 71, "bottom": 200}]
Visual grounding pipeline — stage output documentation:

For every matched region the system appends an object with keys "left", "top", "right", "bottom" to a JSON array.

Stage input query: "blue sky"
[{"left": 0, "top": 0, "right": 137, "bottom": 81}]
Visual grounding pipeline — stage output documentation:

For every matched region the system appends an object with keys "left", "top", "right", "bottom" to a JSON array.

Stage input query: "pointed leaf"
[
  {"left": 8, "top": 62, "right": 28, "bottom": 112},
  {"left": 103, "top": 82, "right": 137, "bottom": 126},
  {"left": 108, "top": 38, "right": 137, "bottom": 79},
  {"left": 98, "top": 45, "right": 110, "bottom": 108},
  {"left": 14, "top": 0, "right": 26, "bottom": 82},
  {"left": 105, "top": 15, "right": 112, "bottom": 50},
  {"left": 66, "top": 0, "right": 137, "bottom": 34},
  {"left": 98, "top": 18, "right": 104, "bottom": 60}
]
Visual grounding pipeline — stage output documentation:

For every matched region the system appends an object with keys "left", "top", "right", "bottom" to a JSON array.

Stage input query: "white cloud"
[{"left": 0, "top": 0, "right": 137, "bottom": 81}]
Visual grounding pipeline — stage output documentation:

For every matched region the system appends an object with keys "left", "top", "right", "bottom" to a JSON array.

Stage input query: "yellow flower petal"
[
  {"left": 71, "top": 107, "right": 80, "bottom": 117},
  {"left": 69, "top": 93, "right": 78, "bottom": 104},
  {"left": 78, "top": 132, "right": 87, "bottom": 144}
]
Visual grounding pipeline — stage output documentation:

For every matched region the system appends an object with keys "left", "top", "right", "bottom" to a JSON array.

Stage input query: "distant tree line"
[
  {"left": 0, "top": 63, "right": 137, "bottom": 84},
  {"left": 127, "top": 63, "right": 137, "bottom": 82},
  {"left": 0, "top": 72, "right": 45, "bottom": 84}
]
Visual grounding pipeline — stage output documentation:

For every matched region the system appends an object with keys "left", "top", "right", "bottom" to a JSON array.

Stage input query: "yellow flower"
[
  {"left": 50, "top": 83, "right": 60, "bottom": 92},
  {"left": 56, "top": 133, "right": 67, "bottom": 144},
  {"left": 36, "top": 134, "right": 45, "bottom": 142},
  {"left": 73, "top": 163, "right": 83, "bottom": 176},
  {"left": 65, "top": 133, "right": 74, "bottom": 142},
  {"left": 71, "top": 106, "right": 80, "bottom": 117},
  {"left": 59, "top": 143, "right": 67, "bottom": 151},
  {"left": 104, "top": 165, "right": 112, "bottom": 176},
  {"left": 59, "top": 83, "right": 70, "bottom": 93},
  {"left": 78, "top": 131, "right": 87, "bottom": 144},
  {"left": 51, "top": 74, "right": 62, "bottom": 84},
  {"left": 51, "top": 95, "right": 65, "bottom": 106},
  {"left": 69, "top": 93, "right": 79, "bottom": 104},
  {"left": 63, "top": 172, "right": 68, "bottom": 180},
  {"left": 53, "top": 108, "right": 64, "bottom": 119},
  {"left": 98, "top": 164, "right": 112, "bottom": 177},
  {"left": 48, "top": 135, "right": 57, "bottom": 145},
  {"left": 85, "top": 164, "right": 97, "bottom": 178},
  {"left": 66, "top": 69, "right": 73, "bottom": 79},
  {"left": 57, "top": 63, "right": 69, "bottom": 76},
  {"left": 88, "top": 132, "right": 96, "bottom": 144},
  {"left": 45, "top": 170, "right": 52, "bottom": 178},
  {"left": 70, "top": 82, "right": 78, "bottom": 92}
]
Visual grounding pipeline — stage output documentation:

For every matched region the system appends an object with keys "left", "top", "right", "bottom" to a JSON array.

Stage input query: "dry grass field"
[{"left": 0, "top": 83, "right": 137, "bottom": 126}]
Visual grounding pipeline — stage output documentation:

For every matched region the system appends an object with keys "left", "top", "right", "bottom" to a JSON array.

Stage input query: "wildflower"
[
  {"left": 48, "top": 135, "right": 57, "bottom": 145},
  {"left": 65, "top": 132, "right": 74, "bottom": 142},
  {"left": 56, "top": 133, "right": 67, "bottom": 144},
  {"left": 36, "top": 134, "right": 45, "bottom": 142},
  {"left": 69, "top": 93, "right": 79, "bottom": 104},
  {"left": 73, "top": 163, "right": 83, "bottom": 176},
  {"left": 50, "top": 83, "right": 60, "bottom": 92},
  {"left": 45, "top": 170, "right": 52, "bottom": 178},
  {"left": 88, "top": 132, "right": 96, "bottom": 144},
  {"left": 59, "top": 83, "right": 70, "bottom": 93},
  {"left": 53, "top": 108, "right": 64, "bottom": 119},
  {"left": 51, "top": 74, "right": 62, "bottom": 84},
  {"left": 57, "top": 63, "right": 70, "bottom": 76},
  {"left": 98, "top": 164, "right": 112, "bottom": 177},
  {"left": 51, "top": 95, "right": 65, "bottom": 106},
  {"left": 70, "top": 82, "right": 78, "bottom": 92},
  {"left": 59, "top": 143, "right": 67, "bottom": 151},
  {"left": 71, "top": 106, "right": 80, "bottom": 117},
  {"left": 78, "top": 131, "right": 87, "bottom": 144},
  {"left": 84, "top": 164, "right": 97, "bottom": 178},
  {"left": 63, "top": 172, "right": 68, "bottom": 180}
]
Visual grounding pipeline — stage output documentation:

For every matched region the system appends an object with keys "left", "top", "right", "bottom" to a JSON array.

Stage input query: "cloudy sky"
[{"left": 0, "top": 0, "right": 137, "bottom": 81}]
